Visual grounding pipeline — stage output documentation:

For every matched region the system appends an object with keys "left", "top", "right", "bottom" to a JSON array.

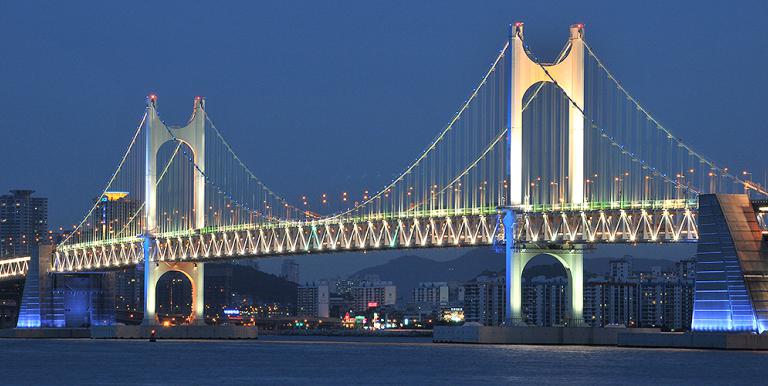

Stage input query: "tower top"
[
  {"left": 570, "top": 23, "right": 585, "bottom": 39},
  {"left": 511, "top": 21, "right": 524, "bottom": 39},
  {"left": 194, "top": 96, "right": 205, "bottom": 109}
]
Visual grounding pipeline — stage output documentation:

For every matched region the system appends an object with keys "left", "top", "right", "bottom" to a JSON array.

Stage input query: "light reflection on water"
[{"left": 1, "top": 336, "right": 765, "bottom": 385}]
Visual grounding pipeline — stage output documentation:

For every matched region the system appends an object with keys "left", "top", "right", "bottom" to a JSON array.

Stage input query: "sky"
[
  {"left": 2, "top": 1, "right": 767, "bottom": 230},
  {"left": 2, "top": 1, "right": 746, "bottom": 281}
]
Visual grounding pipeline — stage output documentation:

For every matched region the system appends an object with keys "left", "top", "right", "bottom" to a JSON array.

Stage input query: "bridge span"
[
  {"left": 5, "top": 22, "right": 768, "bottom": 333},
  {"left": 50, "top": 205, "right": 698, "bottom": 273}
]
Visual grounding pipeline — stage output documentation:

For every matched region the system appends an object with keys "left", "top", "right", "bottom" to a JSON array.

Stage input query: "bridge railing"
[
  {"left": 521, "top": 199, "right": 697, "bottom": 213},
  {"left": 0, "top": 256, "right": 30, "bottom": 280}
]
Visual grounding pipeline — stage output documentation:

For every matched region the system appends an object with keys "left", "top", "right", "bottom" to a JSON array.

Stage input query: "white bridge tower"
[
  {"left": 142, "top": 96, "right": 207, "bottom": 325},
  {"left": 506, "top": 23, "right": 586, "bottom": 325},
  {"left": 508, "top": 22, "right": 585, "bottom": 207}
]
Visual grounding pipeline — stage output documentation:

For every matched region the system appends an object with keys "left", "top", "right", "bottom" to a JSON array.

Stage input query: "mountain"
[
  {"left": 348, "top": 248, "right": 681, "bottom": 301},
  {"left": 207, "top": 263, "right": 297, "bottom": 304},
  {"left": 350, "top": 248, "right": 505, "bottom": 298},
  {"left": 584, "top": 256, "right": 675, "bottom": 274}
]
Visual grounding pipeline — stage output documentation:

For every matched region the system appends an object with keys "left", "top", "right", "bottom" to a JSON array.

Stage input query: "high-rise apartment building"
[
  {"left": 281, "top": 259, "right": 300, "bottom": 284},
  {"left": 461, "top": 272, "right": 505, "bottom": 326},
  {"left": 0, "top": 190, "right": 48, "bottom": 257},
  {"left": 412, "top": 282, "right": 449, "bottom": 312},
  {"left": 350, "top": 281, "right": 396, "bottom": 312},
  {"left": 297, "top": 282, "right": 330, "bottom": 317}
]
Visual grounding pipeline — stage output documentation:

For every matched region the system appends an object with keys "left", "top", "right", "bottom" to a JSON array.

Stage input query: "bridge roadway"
[
  {"left": 0, "top": 256, "right": 30, "bottom": 280},
  {"left": 49, "top": 203, "right": 700, "bottom": 274}
]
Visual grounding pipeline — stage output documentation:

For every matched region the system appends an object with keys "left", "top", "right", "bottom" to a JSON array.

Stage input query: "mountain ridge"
[{"left": 348, "top": 248, "right": 680, "bottom": 301}]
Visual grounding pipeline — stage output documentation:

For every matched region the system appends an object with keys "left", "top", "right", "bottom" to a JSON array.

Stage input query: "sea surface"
[{"left": 0, "top": 336, "right": 766, "bottom": 385}]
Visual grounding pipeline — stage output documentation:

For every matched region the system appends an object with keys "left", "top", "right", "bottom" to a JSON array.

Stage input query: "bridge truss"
[
  {"left": 52, "top": 205, "right": 698, "bottom": 272},
  {"left": 43, "top": 22, "right": 765, "bottom": 276},
  {"left": 0, "top": 256, "right": 30, "bottom": 280}
]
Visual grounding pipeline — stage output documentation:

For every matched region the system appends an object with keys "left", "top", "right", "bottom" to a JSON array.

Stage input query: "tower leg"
[
  {"left": 567, "top": 35, "right": 585, "bottom": 206},
  {"left": 506, "top": 251, "right": 525, "bottom": 325},
  {"left": 143, "top": 259, "right": 204, "bottom": 325},
  {"left": 142, "top": 235, "right": 157, "bottom": 325},
  {"left": 192, "top": 262, "right": 205, "bottom": 325},
  {"left": 504, "top": 210, "right": 523, "bottom": 324},
  {"left": 565, "top": 251, "right": 584, "bottom": 326}
]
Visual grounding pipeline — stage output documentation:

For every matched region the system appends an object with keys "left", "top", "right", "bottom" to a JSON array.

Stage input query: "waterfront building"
[
  {"left": 281, "top": 259, "right": 300, "bottom": 284},
  {"left": 582, "top": 259, "right": 695, "bottom": 330},
  {"left": 522, "top": 276, "right": 568, "bottom": 326},
  {"left": 350, "top": 281, "right": 396, "bottom": 312},
  {"left": 412, "top": 282, "right": 449, "bottom": 313},
  {"left": 675, "top": 259, "right": 696, "bottom": 281},
  {"left": 204, "top": 264, "right": 234, "bottom": 318},
  {"left": 114, "top": 268, "right": 142, "bottom": 313},
  {"left": 461, "top": 272, "right": 505, "bottom": 326},
  {"left": 609, "top": 257, "right": 630, "bottom": 282},
  {"left": 297, "top": 282, "right": 330, "bottom": 317},
  {"left": 584, "top": 277, "right": 640, "bottom": 327},
  {"left": 0, "top": 190, "right": 48, "bottom": 257}
]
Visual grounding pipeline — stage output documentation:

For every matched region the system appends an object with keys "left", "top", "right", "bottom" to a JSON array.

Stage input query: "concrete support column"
[
  {"left": 504, "top": 210, "right": 520, "bottom": 324},
  {"left": 142, "top": 235, "right": 157, "bottom": 325},
  {"left": 565, "top": 252, "right": 584, "bottom": 324},
  {"left": 191, "top": 262, "right": 205, "bottom": 325},
  {"left": 506, "top": 246, "right": 585, "bottom": 325},
  {"left": 142, "top": 258, "right": 205, "bottom": 325},
  {"left": 142, "top": 96, "right": 207, "bottom": 326}
]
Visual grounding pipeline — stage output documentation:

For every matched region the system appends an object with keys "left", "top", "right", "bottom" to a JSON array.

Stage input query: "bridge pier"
[
  {"left": 141, "top": 96, "right": 208, "bottom": 326},
  {"left": 506, "top": 249, "right": 584, "bottom": 325},
  {"left": 504, "top": 210, "right": 584, "bottom": 326},
  {"left": 143, "top": 260, "right": 205, "bottom": 326}
]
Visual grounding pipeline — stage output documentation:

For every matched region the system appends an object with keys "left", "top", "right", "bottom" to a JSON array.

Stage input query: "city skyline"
[
  {"left": 2, "top": 2, "right": 767, "bottom": 227},
  {"left": 3, "top": 4, "right": 768, "bottom": 382}
]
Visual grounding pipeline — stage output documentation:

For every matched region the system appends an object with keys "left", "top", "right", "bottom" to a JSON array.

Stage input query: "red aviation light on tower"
[
  {"left": 512, "top": 21, "right": 524, "bottom": 38},
  {"left": 570, "top": 23, "right": 585, "bottom": 39}
]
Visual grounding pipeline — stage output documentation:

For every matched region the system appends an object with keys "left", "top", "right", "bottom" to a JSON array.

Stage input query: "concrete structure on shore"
[
  {"left": 691, "top": 194, "right": 768, "bottom": 333},
  {"left": 433, "top": 325, "right": 768, "bottom": 350},
  {"left": 0, "top": 325, "right": 257, "bottom": 339},
  {"left": 91, "top": 325, "right": 257, "bottom": 339}
]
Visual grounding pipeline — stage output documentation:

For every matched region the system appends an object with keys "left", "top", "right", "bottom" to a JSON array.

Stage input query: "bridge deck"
[{"left": 51, "top": 208, "right": 698, "bottom": 273}]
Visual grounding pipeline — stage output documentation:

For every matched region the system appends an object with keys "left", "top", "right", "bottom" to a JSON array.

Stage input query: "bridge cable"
[
  {"left": 583, "top": 42, "right": 767, "bottom": 196},
  {"left": 519, "top": 36, "right": 700, "bottom": 196},
  {"left": 58, "top": 112, "right": 148, "bottom": 247},
  {"left": 321, "top": 42, "right": 512, "bottom": 222}
]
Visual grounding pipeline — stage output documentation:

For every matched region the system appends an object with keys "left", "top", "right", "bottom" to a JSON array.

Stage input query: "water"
[{"left": 0, "top": 336, "right": 766, "bottom": 385}]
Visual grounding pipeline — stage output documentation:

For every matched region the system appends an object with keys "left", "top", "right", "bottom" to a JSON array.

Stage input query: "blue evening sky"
[{"left": 1, "top": 1, "right": 766, "bottom": 228}]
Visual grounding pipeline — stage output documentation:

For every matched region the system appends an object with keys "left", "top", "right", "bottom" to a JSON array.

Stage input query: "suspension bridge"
[{"left": 4, "top": 23, "right": 768, "bottom": 332}]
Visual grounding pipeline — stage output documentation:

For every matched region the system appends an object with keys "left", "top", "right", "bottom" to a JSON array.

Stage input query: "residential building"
[
  {"left": 297, "top": 282, "right": 330, "bottom": 317},
  {"left": 583, "top": 259, "right": 695, "bottom": 330},
  {"left": 281, "top": 259, "right": 300, "bottom": 284},
  {"left": 0, "top": 190, "right": 48, "bottom": 257},
  {"left": 522, "top": 276, "right": 568, "bottom": 326},
  {"left": 412, "top": 282, "right": 449, "bottom": 312},
  {"left": 461, "top": 272, "right": 505, "bottom": 326},
  {"left": 350, "top": 281, "right": 396, "bottom": 312}
]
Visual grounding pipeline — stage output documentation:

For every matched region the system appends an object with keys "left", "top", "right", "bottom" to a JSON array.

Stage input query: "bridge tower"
[
  {"left": 505, "top": 23, "right": 586, "bottom": 325},
  {"left": 508, "top": 22, "right": 585, "bottom": 207},
  {"left": 142, "top": 96, "right": 206, "bottom": 325}
]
